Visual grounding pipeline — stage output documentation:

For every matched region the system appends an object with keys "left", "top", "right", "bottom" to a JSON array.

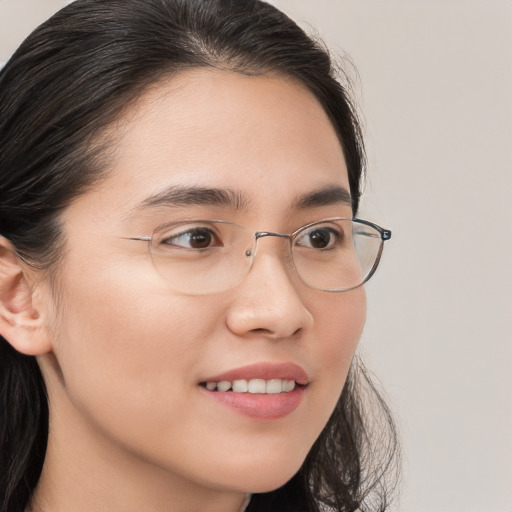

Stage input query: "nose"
[{"left": 225, "top": 239, "right": 314, "bottom": 339}]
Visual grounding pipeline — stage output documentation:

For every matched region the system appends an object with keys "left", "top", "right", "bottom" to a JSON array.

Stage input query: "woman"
[{"left": 0, "top": 1, "right": 399, "bottom": 511}]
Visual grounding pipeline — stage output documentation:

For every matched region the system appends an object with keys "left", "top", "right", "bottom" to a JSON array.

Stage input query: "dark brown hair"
[{"left": 0, "top": 1, "right": 399, "bottom": 510}]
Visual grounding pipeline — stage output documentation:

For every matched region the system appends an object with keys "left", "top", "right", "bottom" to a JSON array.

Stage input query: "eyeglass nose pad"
[
  {"left": 245, "top": 231, "right": 266, "bottom": 260},
  {"left": 245, "top": 232, "right": 294, "bottom": 274},
  {"left": 243, "top": 232, "right": 273, "bottom": 261}
]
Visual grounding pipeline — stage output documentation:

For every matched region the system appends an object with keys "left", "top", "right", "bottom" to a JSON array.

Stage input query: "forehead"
[{"left": 65, "top": 68, "right": 350, "bottom": 228}]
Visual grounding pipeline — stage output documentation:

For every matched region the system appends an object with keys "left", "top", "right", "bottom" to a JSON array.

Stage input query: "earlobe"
[{"left": 0, "top": 238, "right": 52, "bottom": 356}]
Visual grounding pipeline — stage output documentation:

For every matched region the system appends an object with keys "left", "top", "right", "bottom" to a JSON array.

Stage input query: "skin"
[{"left": 1, "top": 69, "right": 366, "bottom": 512}]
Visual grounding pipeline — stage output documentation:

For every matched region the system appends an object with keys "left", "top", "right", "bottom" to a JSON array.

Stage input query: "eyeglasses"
[{"left": 126, "top": 217, "right": 391, "bottom": 295}]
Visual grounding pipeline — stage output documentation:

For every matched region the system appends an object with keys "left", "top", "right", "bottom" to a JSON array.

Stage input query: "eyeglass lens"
[{"left": 148, "top": 219, "right": 385, "bottom": 294}]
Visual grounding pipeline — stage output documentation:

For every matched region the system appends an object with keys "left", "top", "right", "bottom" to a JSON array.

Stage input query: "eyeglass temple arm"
[{"left": 353, "top": 218, "right": 392, "bottom": 241}]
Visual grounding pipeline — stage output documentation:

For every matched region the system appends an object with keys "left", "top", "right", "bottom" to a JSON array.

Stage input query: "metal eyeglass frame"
[{"left": 123, "top": 217, "right": 392, "bottom": 293}]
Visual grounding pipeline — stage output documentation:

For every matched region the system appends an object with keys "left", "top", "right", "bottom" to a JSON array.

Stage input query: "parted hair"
[{"left": 0, "top": 1, "right": 400, "bottom": 511}]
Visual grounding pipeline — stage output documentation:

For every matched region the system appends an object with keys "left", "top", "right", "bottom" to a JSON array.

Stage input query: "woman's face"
[{"left": 39, "top": 69, "right": 366, "bottom": 496}]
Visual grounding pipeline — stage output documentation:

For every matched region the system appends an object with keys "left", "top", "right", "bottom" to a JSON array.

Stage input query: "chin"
[{"left": 212, "top": 456, "right": 305, "bottom": 495}]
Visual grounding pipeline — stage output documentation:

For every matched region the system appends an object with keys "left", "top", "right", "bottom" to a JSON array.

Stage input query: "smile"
[
  {"left": 199, "top": 362, "right": 309, "bottom": 420},
  {"left": 200, "top": 378, "right": 297, "bottom": 394}
]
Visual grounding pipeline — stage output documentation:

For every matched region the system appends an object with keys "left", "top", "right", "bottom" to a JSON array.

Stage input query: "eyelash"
[
  {"left": 158, "top": 224, "right": 345, "bottom": 252},
  {"left": 297, "top": 227, "right": 341, "bottom": 246},
  {"left": 161, "top": 226, "right": 222, "bottom": 249}
]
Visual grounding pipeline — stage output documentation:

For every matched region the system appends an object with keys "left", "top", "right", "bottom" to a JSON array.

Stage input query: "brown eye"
[
  {"left": 297, "top": 227, "right": 340, "bottom": 250},
  {"left": 162, "top": 227, "right": 221, "bottom": 249}
]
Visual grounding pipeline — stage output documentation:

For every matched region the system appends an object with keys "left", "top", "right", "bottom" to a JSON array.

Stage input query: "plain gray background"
[{"left": 1, "top": 1, "right": 511, "bottom": 511}]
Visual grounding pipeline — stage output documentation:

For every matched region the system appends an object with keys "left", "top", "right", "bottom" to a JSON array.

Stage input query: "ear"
[{"left": 0, "top": 237, "right": 52, "bottom": 356}]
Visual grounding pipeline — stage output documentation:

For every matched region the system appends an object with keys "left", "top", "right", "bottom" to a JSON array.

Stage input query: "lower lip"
[{"left": 200, "top": 386, "right": 306, "bottom": 420}]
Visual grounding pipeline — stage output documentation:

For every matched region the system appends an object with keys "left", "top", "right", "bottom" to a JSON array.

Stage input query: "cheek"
[
  {"left": 314, "top": 286, "right": 365, "bottom": 365},
  {"left": 306, "top": 287, "right": 366, "bottom": 424},
  {"left": 44, "top": 257, "right": 367, "bottom": 492},
  {"left": 48, "top": 265, "right": 223, "bottom": 439}
]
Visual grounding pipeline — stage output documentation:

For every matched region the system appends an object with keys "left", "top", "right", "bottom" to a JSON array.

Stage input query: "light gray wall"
[
  {"left": 0, "top": 0, "right": 72, "bottom": 63},
  {"left": 1, "top": 1, "right": 511, "bottom": 511}
]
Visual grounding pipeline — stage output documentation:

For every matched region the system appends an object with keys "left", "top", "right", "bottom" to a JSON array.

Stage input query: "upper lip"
[{"left": 201, "top": 362, "right": 309, "bottom": 386}]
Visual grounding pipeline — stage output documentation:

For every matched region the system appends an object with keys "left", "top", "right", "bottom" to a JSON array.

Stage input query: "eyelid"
[
  {"left": 158, "top": 223, "right": 220, "bottom": 239},
  {"left": 294, "top": 219, "right": 346, "bottom": 234},
  {"left": 149, "top": 217, "right": 353, "bottom": 239},
  {"left": 155, "top": 219, "right": 224, "bottom": 231},
  {"left": 154, "top": 220, "right": 219, "bottom": 238}
]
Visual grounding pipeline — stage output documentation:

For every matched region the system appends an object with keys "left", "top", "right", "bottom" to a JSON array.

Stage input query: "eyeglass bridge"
[{"left": 246, "top": 231, "right": 291, "bottom": 257}]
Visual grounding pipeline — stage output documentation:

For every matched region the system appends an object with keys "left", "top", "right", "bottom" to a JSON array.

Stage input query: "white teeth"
[
  {"left": 266, "top": 379, "right": 283, "bottom": 394},
  {"left": 232, "top": 380, "right": 248, "bottom": 392},
  {"left": 248, "top": 379, "right": 266, "bottom": 393},
  {"left": 283, "top": 380, "right": 296, "bottom": 392},
  {"left": 204, "top": 378, "right": 299, "bottom": 394},
  {"left": 216, "top": 381, "right": 232, "bottom": 392}
]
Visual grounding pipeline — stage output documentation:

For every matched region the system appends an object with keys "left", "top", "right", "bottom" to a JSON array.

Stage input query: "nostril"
[
  {"left": 248, "top": 327, "right": 303, "bottom": 338},
  {"left": 249, "top": 327, "right": 272, "bottom": 335}
]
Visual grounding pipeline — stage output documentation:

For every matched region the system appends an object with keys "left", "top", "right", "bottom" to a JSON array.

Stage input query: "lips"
[{"left": 199, "top": 362, "right": 309, "bottom": 420}]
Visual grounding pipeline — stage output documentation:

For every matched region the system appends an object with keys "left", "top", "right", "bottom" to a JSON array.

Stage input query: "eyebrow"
[
  {"left": 132, "top": 183, "right": 352, "bottom": 213},
  {"left": 293, "top": 185, "right": 352, "bottom": 210},
  {"left": 134, "top": 185, "right": 251, "bottom": 212}
]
